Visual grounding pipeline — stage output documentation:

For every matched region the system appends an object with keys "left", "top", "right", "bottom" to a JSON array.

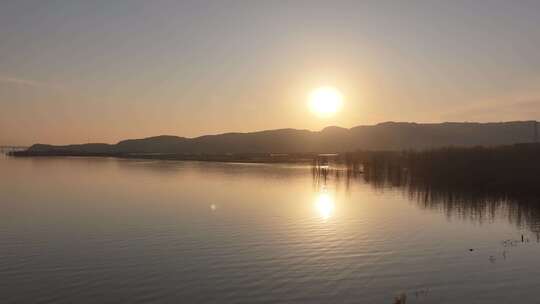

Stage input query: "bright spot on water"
[{"left": 315, "top": 192, "right": 335, "bottom": 220}]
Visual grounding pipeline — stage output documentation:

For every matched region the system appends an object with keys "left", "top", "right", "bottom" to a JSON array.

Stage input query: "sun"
[{"left": 308, "top": 86, "right": 343, "bottom": 117}]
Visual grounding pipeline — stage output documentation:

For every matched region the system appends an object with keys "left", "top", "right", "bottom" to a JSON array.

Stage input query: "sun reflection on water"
[{"left": 314, "top": 192, "right": 335, "bottom": 220}]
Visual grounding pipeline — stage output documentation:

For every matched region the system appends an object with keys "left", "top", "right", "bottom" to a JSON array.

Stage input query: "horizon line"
[{"left": 4, "top": 119, "right": 538, "bottom": 147}]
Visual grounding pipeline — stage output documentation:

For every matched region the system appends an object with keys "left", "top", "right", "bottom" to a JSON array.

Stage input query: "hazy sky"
[{"left": 2, "top": 0, "right": 540, "bottom": 145}]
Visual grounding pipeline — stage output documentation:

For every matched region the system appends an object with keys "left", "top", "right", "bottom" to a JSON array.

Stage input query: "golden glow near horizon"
[
  {"left": 314, "top": 192, "right": 335, "bottom": 220},
  {"left": 308, "top": 86, "right": 343, "bottom": 117}
]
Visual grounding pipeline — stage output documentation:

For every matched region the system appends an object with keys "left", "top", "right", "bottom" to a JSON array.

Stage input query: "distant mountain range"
[{"left": 24, "top": 121, "right": 539, "bottom": 154}]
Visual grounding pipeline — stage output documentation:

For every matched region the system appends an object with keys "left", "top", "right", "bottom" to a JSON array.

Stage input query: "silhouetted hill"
[{"left": 24, "top": 121, "right": 539, "bottom": 155}]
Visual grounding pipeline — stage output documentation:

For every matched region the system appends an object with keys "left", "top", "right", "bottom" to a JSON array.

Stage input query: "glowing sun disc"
[{"left": 308, "top": 86, "right": 343, "bottom": 117}]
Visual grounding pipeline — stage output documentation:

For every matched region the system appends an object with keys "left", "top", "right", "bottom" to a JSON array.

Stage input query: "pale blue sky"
[{"left": 1, "top": 0, "right": 540, "bottom": 145}]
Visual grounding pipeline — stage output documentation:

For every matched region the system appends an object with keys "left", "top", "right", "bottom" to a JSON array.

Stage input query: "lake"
[{"left": 1, "top": 155, "right": 539, "bottom": 303}]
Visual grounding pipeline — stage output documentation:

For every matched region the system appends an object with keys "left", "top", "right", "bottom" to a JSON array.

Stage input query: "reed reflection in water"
[{"left": 312, "top": 158, "right": 540, "bottom": 237}]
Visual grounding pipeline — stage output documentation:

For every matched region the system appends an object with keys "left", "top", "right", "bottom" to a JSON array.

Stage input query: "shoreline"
[{"left": 7, "top": 151, "right": 319, "bottom": 164}]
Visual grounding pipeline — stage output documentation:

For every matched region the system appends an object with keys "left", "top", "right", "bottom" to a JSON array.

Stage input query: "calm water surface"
[{"left": 1, "top": 155, "right": 540, "bottom": 303}]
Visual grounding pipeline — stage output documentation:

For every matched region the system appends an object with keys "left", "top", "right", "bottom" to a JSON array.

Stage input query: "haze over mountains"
[{"left": 23, "top": 121, "right": 539, "bottom": 155}]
